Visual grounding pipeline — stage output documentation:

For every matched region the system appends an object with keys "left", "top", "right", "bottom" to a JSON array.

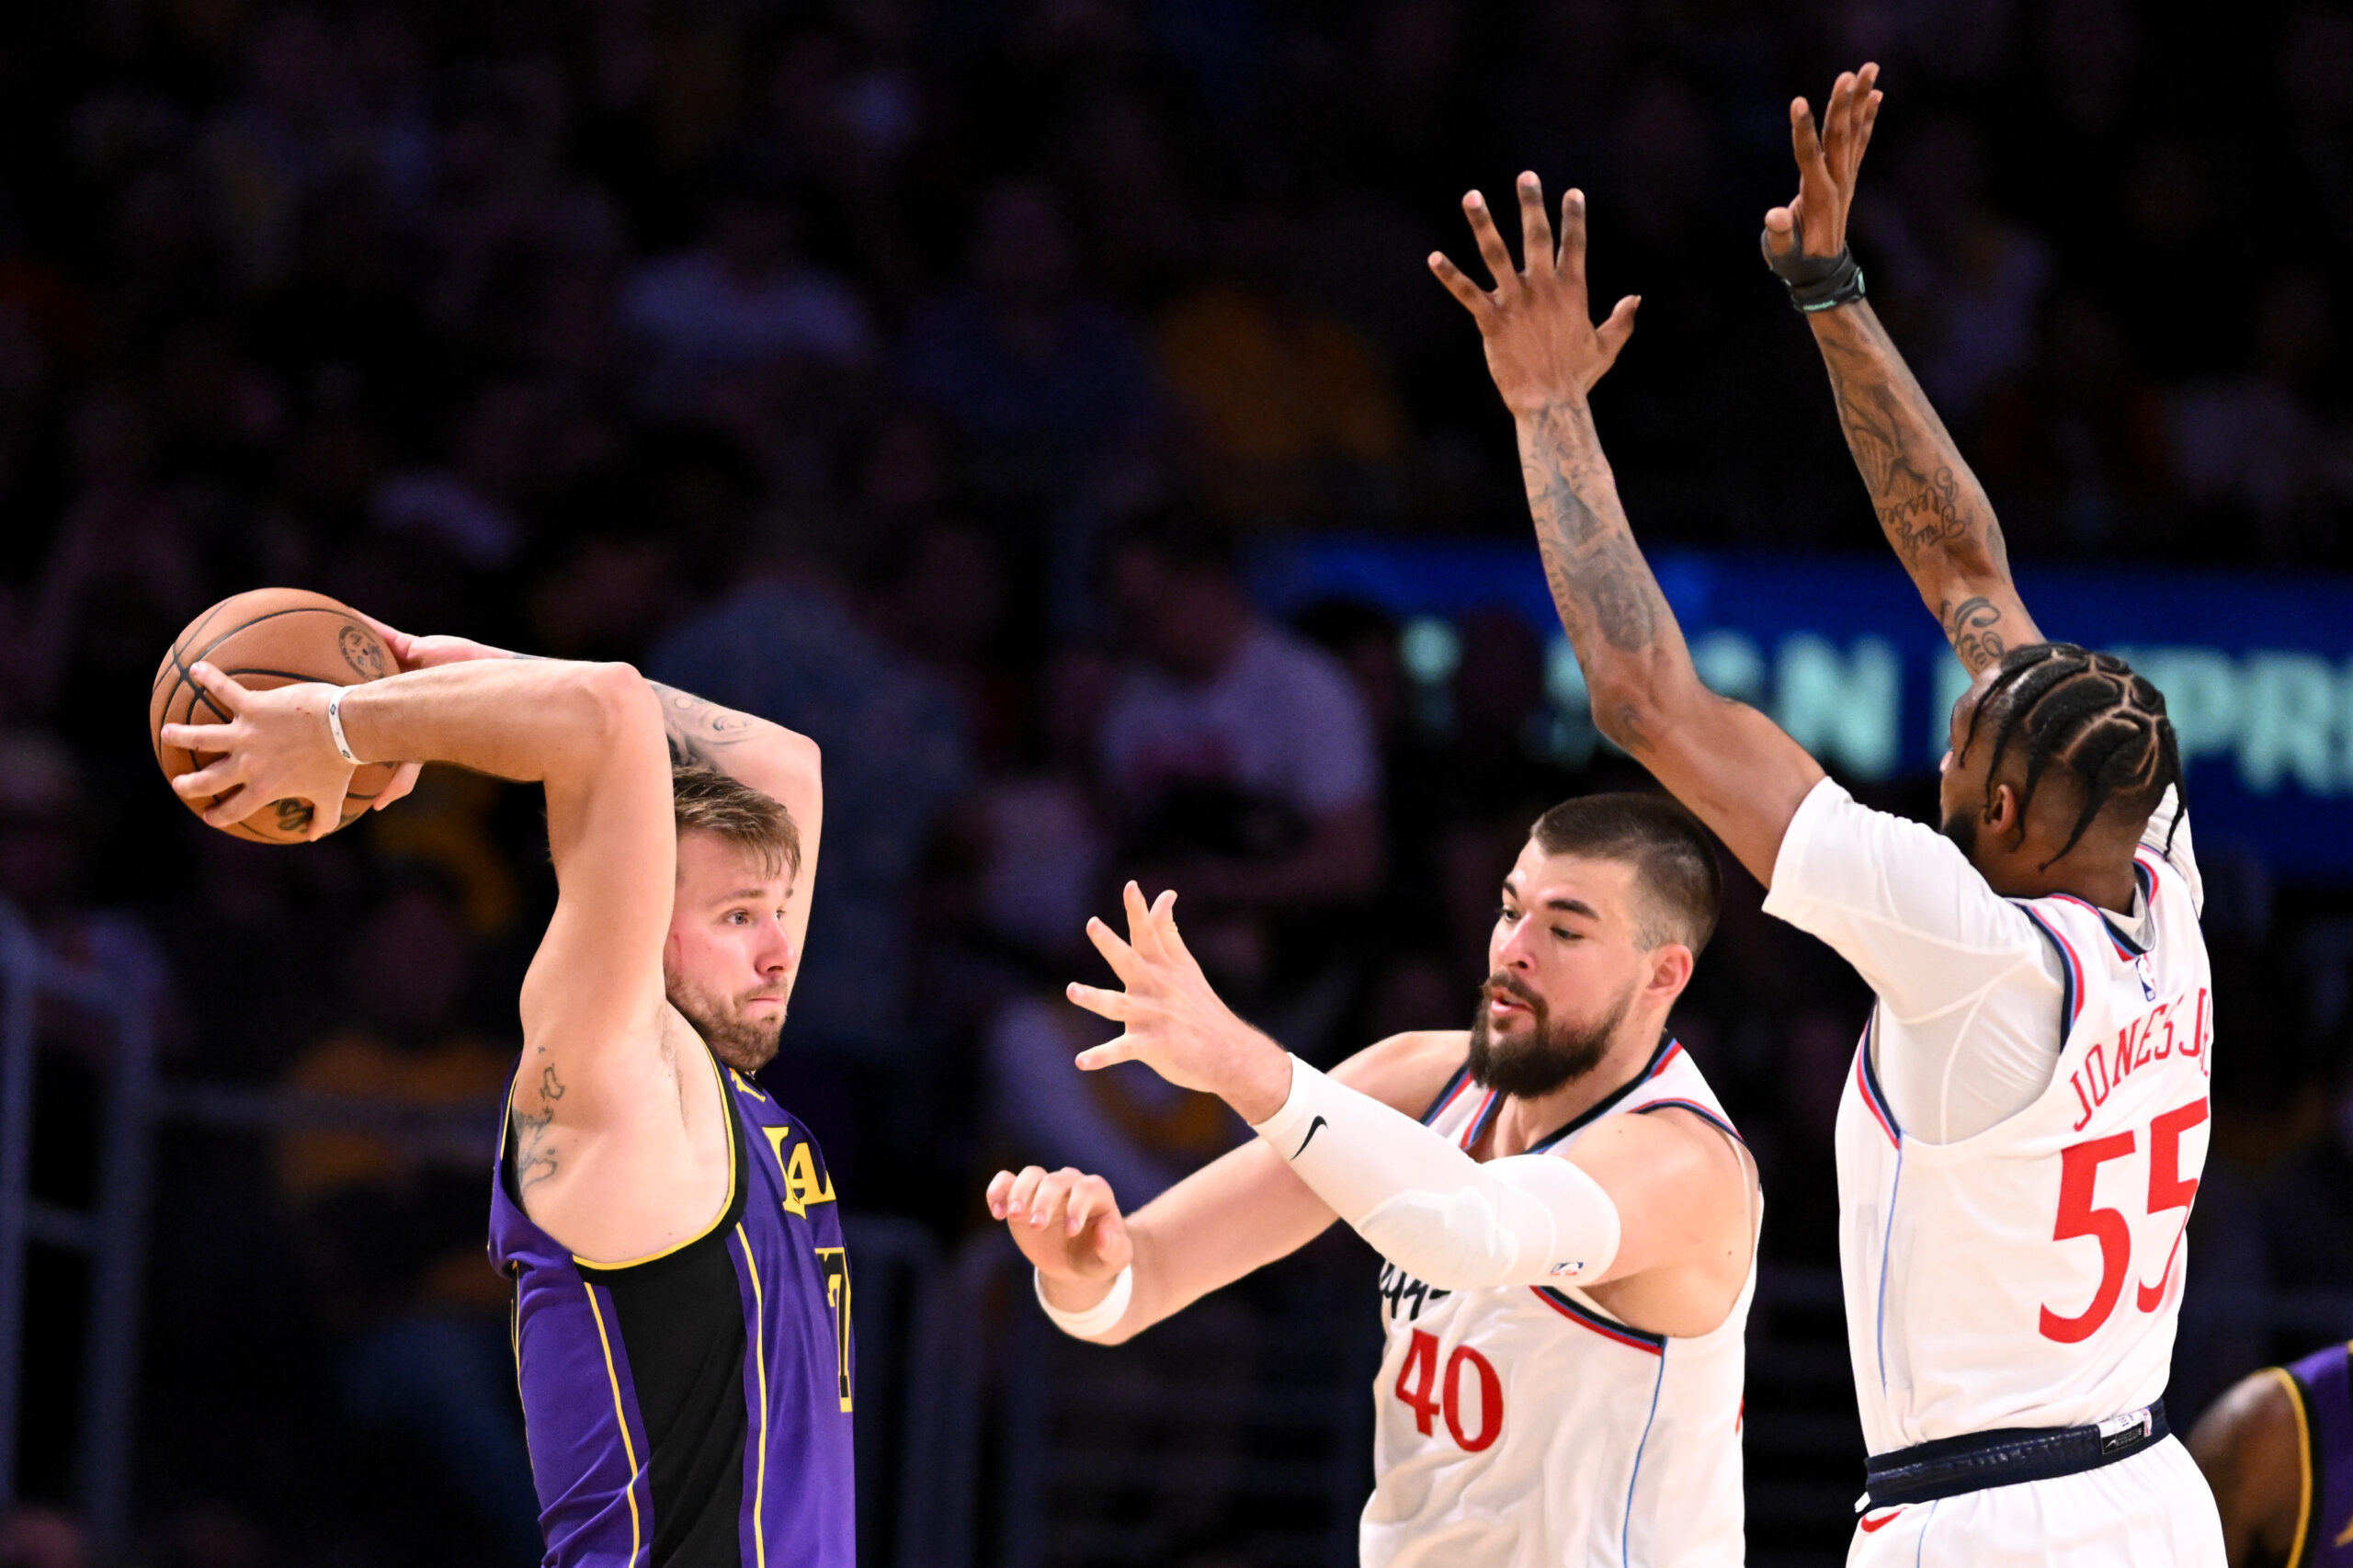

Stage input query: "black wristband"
[{"left": 1760, "top": 216, "right": 1866, "bottom": 313}]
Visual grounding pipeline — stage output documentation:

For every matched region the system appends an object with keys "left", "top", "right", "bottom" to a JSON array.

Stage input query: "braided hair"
[{"left": 1960, "top": 642, "right": 2186, "bottom": 869}]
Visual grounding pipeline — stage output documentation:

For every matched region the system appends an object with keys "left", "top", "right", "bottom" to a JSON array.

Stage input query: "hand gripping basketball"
[{"left": 159, "top": 663, "right": 358, "bottom": 844}]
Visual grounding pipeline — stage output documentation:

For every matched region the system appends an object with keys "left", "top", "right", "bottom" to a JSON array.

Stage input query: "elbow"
[
  {"left": 1586, "top": 672, "right": 1667, "bottom": 751},
  {"left": 779, "top": 730, "right": 823, "bottom": 789},
  {"left": 572, "top": 662, "right": 662, "bottom": 748}
]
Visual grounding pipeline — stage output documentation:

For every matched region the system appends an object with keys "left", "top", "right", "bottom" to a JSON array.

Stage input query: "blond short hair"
[{"left": 673, "top": 763, "right": 800, "bottom": 881}]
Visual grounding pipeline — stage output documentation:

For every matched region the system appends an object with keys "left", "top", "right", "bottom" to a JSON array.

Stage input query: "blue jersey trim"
[
  {"left": 1417, "top": 1065, "right": 1473, "bottom": 1127},
  {"left": 1875, "top": 1145, "right": 1904, "bottom": 1396},
  {"left": 1631, "top": 1097, "right": 1745, "bottom": 1146},
  {"left": 2017, "top": 905, "right": 2085, "bottom": 1036},
  {"left": 1620, "top": 1357, "right": 1667, "bottom": 1567}
]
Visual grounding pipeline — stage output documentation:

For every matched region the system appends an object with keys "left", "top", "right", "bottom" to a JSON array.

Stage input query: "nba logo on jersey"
[{"left": 2133, "top": 953, "right": 2155, "bottom": 1001}]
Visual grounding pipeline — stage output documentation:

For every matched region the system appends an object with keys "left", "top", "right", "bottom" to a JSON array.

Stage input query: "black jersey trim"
[{"left": 1527, "top": 1036, "right": 1678, "bottom": 1153}]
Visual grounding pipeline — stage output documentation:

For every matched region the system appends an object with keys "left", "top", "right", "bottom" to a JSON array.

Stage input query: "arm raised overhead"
[
  {"left": 1761, "top": 63, "right": 2045, "bottom": 674},
  {"left": 1427, "top": 175, "right": 1824, "bottom": 886}
]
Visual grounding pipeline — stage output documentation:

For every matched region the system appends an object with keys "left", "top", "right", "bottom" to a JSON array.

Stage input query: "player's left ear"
[
  {"left": 1983, "top": 779, "right": 2029, "bottom": 847},
  {"left": 1643, "top": 943, "right": 1696, "bottom": 1003}
]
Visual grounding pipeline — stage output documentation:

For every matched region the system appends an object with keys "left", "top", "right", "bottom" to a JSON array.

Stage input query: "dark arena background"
[{"left": 2, "top": 1, "right": 2350, "bottom": 1564}]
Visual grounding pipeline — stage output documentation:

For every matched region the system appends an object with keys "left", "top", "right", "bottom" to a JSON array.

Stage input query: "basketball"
[{"left": 149, "top": 587, "right": 402, "bottom": 844}]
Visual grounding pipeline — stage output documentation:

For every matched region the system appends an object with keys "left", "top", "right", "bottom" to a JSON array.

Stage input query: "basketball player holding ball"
[{"left": 158, "top": 623, "right": 848, "bottom": 1567}]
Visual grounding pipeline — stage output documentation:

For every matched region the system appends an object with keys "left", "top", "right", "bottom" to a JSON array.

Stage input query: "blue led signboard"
[{"left": 1252, "top": 540, "right": 2353, "bottom": 877}]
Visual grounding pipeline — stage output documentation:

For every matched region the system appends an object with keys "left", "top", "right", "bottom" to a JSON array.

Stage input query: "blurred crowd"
[{"left": 3, "top": 0, "right": 2352, "bottom": 1562}]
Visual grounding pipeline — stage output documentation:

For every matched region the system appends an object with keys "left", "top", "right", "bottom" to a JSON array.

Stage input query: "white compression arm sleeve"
[{"left": 1249, "top": 1056, "right": 1620, "bottom": 1290}]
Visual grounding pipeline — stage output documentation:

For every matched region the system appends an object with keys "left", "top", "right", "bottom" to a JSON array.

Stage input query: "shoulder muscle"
[{"left": 1331, "top": 1030, "right": 1470, "bottom": 1119}]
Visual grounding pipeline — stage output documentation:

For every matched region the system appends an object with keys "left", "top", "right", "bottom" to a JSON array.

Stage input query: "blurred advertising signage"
[{"left": 1252, "top": 539, "right": 2353, "bottom": 875}]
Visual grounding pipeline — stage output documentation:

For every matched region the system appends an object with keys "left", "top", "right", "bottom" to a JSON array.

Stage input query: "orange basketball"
[{"left": 150, "top": 588, "right": 402, "bottom": 844}]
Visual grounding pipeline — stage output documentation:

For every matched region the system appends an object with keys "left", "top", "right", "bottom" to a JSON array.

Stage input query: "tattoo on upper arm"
[
  {"left": 1522, "top": 404, "right": 1668, "bottom": 701},
  {"left": 649, "top": 682, "right": 762, "bottom": 770},
  {"left": 513, "top": 1062, "right": 564, "bottom": 1190},
  {"left": 1939, "top": 595, "right": 2008, "bottom": 673}
]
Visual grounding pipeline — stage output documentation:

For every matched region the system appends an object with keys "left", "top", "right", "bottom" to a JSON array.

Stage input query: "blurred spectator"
[
  {"left": 273, "top": 867, "right": 535, "bottom": 1559},
  {"left": 2169, "top": 274, "right": 2353, "bottom": 552},
  {"left": 896, "top": 179, "right": 1160, "bottom": 504},
  {"left": 650, "top": 521, "right": 973, "bottom": 1073},
  {"left": 1974, "top": 294, "right": 2172, "bottom": 552},
  {"left": 624, "top": 174, "right": 872, "bottom": 415},
  {"left": 1154, "top": 199, "right": 1406, "bottom": 524},
  {"left": 0, "top": 730, "right": 175, "bottom": 1051},
  {"left": 0, "top": 1507, "right": 85, "bottom": 1568},
  {"left": 1098, "top": 513, "right": 1381, "bottom": 917},
  {"left": 1864, "top": 116, "right": 2052, "bottom": 433}
]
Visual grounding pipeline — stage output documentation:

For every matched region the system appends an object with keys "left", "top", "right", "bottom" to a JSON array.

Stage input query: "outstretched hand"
[
  {"left": 1428, "top": 173, "right": 1640, "bottom": 415},
  {"left": 1065, "top": 882, "right": 1295, "bottom": 1124},
  {"left": 159, "top": 664, "right": 357, "bottom": 842},
  {"left": 1764, "top": 63, "right": 1882, "bottom": 263}
]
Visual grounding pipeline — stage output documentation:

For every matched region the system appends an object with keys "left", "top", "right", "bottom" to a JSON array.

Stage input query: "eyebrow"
[
  {"left": 1502, "top": 880, "right": 1599, "bottom": 921},
  {"left": 720, "top": 888, "right": 774, "bottom": 903}
]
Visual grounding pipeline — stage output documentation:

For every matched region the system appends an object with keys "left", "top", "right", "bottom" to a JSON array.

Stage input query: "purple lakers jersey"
[
  {"left": 2286, "top": 1341, "right": 2353, "bottom": 1568},
  {"left": 488, "top": 1051, "right": 853, "bottom": 1567}
]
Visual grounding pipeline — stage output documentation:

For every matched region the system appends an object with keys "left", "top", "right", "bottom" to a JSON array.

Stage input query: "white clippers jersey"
[
  {"left": 1364, "top": 1040, "right": 1753, "bottom": 1568},
  {"left": 1798, "top": 789, "right": 2212, "bottom": 1455}
]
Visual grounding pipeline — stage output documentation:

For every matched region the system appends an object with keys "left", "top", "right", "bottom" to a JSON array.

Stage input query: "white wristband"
[
  {"left": 324, "top": 686, "right": 360, "bottom": 764},
  {"left": 1033, "top": 1265, "right": 1132, "bottom": 1340}
]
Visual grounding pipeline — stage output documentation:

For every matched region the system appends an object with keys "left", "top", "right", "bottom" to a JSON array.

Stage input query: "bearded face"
[
  {"left": 667, "top": 972, "right": 786, "bottom": 1074},
  {"left": 1464, "top": 968, "right": 1632, "bottom": 1098}
]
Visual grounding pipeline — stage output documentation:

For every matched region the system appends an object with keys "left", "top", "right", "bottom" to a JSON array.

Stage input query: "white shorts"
[{"left": 1847, "top": 1434, "right": 2223, "bottom": 1567}]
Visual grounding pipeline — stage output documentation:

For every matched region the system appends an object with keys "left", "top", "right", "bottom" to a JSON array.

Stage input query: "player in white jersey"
[
  {"left": 1756, "top": 65, "right": 2225, "bottom": 1561},
  {"left": 985, "top": 790, "right": 1760, "bottom": 1567},
  {"left": 1398, "top": 60, "right": 2222, "bottom": 1562}
]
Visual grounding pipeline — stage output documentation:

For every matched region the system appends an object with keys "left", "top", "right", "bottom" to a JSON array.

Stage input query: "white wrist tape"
[
  {"left": 1250, "top": 1056, "right": 1620, "bottom": 1291},
  {"left": 1033, "top": 1265, "right": 1132, "bottom": 1340},
  {"left": 324, "top": 686, "right": 361, "bottom": 764}
]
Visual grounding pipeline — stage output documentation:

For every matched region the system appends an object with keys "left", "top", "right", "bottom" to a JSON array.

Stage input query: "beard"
[
  {"left": 1464, "top": 971, "right": 1630, "bottom": 1099},
  {"left": 1940, "top": 803, "right": 1978, "bottom": 859},
  {"left": 669, "top": 978, "right": 786, "bottom": 1074}
]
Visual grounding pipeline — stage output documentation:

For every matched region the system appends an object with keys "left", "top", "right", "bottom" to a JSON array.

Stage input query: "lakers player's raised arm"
[
  {"left": 649, "top": 683, "right": 824, "bottom": 971},
  {"left": 335, "top": 659, "right": 679, "bottom": 1126}
]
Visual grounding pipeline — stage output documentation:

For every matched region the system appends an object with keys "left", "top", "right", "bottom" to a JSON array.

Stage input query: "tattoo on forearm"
[
  {"left": 1814, "top": 312, "right": 2008, "bottom": 573},
  {"left": 649, "top": 682, "right": 763, "bottom": 770},
  {"left": 1519, "top": 403, "right": 1673, "bottom": 745},
  {"left": 514, "top": 1062, "right": 564, "bottom": 1190},
  {"left": 1812, "top": 311, "right": 2028, "bottom": 673}
]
